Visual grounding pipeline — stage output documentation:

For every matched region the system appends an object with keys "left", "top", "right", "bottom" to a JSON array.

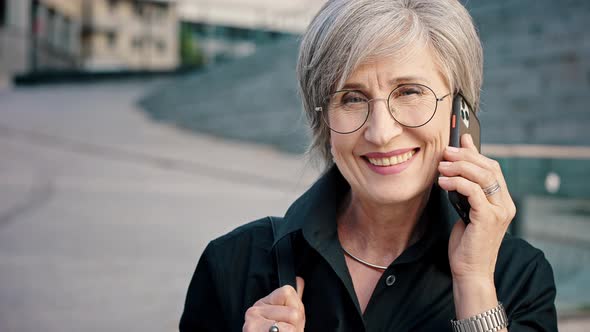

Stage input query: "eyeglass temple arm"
[{"left": 437, "top": 92, "right": 452, "bottom": 102}]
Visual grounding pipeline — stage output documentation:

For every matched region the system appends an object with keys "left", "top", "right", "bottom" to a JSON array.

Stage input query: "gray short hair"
[{"left": 296, "top": 0, "right": 483, "bottom": 170}]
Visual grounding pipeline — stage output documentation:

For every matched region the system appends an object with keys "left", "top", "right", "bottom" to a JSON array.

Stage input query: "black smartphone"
[{"left": 447, "top": 94, "right": 481, "bottom": 223}]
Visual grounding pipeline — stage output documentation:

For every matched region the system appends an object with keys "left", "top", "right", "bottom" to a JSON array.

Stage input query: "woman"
[{"left": 180, "top": 0, "right": 557, "bottom": 331}]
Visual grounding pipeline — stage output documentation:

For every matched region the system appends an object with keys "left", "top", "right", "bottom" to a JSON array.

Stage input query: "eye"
[
  {"left": 393, "top": 85, "right": 424, "bottom": 98},
  {"left": 341, "top": 91, "right": 368, "bottom": 105}
]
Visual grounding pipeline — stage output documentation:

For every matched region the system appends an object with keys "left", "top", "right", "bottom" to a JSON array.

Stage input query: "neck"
[{"left": 337, "top": 188, "right": 431, "bottom": 267}]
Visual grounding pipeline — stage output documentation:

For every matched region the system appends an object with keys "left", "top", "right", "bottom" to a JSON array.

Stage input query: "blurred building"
[
  {"left": 81, "top": 0, "right": 178, "bottom": 71},
  {"left": 0, "top": 0, "right": 80, "bottom": 77},
  {"left": 0, "top": 0, "right": 35, "bottom": 80},
  {"left": 1, "top": 0, "right": 324, "bottom": 78},
  {"left": 180, "top": 0, "right": 323, "bottom": 34},
  {"left": 177, "top": 0, "right": 325, "bottom": 64},
  {"left": 0, "top": 0, "right": 179, "bottom": 80},
  {"left": 34, "top": 0, "right": 83, "bottom": 69}
]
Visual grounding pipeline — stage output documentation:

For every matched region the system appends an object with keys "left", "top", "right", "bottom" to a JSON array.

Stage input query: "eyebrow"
[{"left": 341, "top": 76, "right": 431, "bottom": 90}]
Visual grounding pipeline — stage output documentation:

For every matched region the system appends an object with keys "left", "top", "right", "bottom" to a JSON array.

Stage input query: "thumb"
[
  {"left": 296, "top": 276, "right": 305, "bottom": 299},
  {"left": 461, "top": 133, "right": 477, "bottom": 151},
  {"left": 448, "top": 218, "right": 466, "bottom": 254}
]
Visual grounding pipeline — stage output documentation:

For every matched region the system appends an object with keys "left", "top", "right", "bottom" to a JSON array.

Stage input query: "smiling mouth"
[{"left": 364, "top": 148, "right": 419, "bottom": 166}]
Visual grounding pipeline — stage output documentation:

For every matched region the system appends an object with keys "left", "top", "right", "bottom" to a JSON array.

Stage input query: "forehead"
[{"left": 343, "top": 44, "right": 448, "bottom": 90}]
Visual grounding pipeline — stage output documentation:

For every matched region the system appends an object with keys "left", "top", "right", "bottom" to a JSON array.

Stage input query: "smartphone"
[{"left": 447, "top": 94, "right": 481, "bottom": 223}]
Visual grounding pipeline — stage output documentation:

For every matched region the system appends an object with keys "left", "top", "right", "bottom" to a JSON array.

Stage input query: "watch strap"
[{"left": 451, "top": 302, "right": 508, "bottom": 332}]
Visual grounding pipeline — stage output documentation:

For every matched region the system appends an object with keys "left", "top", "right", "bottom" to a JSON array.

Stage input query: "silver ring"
[
  {"left": 269, "top": 322, "right": 279, "bottom": 332},
  {"left": 482, "top": 181, "right": 501, "bottom": 197}
]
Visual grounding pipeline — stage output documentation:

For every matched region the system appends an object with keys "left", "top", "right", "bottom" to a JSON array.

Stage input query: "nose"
[{"left": 363, "top": 98, "right": 403, "bottom": 146}]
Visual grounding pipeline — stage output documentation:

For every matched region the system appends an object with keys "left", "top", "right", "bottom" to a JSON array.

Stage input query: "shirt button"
[{"left": 385, "top": 274, "right": 396, "bottom": 286}]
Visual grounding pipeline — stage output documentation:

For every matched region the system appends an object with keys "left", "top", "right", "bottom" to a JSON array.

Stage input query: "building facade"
[
  {"left": 81, "top": 0, "right": 179, "bottom": 71},
  {"left": 179, "top": 0, "right": 324, "bottom": 34},
  {"left": 0, "top": 0, "right": 35, "bottom": 80},
  {"left": 177, "top": 0, "right": 325, "bottom": 65},
  {"left": 1, "top": 0, "right": 88, "bottom": 76},
  {"left": 1, "top": 0, "right": 325, "bottom": 78},
  {"left": 0, "top": 0, "right": 179, "bottom": 80}
]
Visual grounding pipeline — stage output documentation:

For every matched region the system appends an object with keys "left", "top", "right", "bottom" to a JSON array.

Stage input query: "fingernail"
[
  {"left": 439, "top": 161, "right": 452, "bottom": 168},
  {"left": 447, "top": 146, "right": 460, "bottom": 153},
  {"left": 438, "top": 176, "right": 450, "bottom": 183}
]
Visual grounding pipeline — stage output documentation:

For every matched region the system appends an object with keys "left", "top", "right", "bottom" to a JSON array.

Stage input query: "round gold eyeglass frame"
[{"left": 314, "top": 83, "right": 452, "bottom": 134}]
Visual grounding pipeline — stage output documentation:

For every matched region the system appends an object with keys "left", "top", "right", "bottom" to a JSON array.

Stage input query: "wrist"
[{"left": 453, "top": 277, "right": 498, "bottom": 319}]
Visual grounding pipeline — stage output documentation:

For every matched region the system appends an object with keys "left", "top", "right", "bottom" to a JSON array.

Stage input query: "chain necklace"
[{"left": 342, "top": 246, "right": 389, "bottom": 270}]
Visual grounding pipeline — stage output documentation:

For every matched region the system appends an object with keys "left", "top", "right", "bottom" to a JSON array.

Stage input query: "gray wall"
[{"left": 468, "top": 0, "right": 590, "bottom": 146}]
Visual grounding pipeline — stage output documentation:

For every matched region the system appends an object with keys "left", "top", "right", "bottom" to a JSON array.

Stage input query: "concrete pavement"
[
  {"left": 0, "top": 81, "right": 317, "bottom": 332},
  {"left": 0, "top": 81, "right": 587, "bottom": 331}
]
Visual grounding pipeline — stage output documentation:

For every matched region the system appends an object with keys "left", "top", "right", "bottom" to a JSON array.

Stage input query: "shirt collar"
[
  {"left": 273, "top": 165, "right": 458, "bottom": 249},
  {"left": 272, "top": 166, "right": 346, "bottom": 246}
]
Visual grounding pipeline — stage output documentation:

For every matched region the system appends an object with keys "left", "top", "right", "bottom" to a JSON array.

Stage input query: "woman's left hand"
[{"left": 437, "top": 133, "right": 516, "bottom": 284}]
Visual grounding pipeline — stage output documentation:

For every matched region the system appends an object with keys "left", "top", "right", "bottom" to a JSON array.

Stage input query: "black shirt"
[{"left": 180, "top": 167, "right": 557, "bottom": 331}]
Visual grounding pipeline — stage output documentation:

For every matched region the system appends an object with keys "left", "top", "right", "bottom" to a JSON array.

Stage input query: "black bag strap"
[{"left": 269, "top": 216, "right": 296, "bottom": 289}]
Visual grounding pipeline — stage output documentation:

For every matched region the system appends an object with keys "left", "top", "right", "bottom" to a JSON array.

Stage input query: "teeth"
[{"left": 367, "top": 150, "right": 416, "bottom": 167}]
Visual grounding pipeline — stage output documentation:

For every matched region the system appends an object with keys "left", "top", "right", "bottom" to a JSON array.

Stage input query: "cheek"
[
  {"left": 433, "top": 105, "right": 452, "bottom": 149},
  {"left": 422, "top": 111, "right": 450, "bottom": 159},
  {"left": 436, "top": 122, "right": 450, "bottom": 152},
  {"left": 330, "top": 133, "right": 358, "bottom": 158}
]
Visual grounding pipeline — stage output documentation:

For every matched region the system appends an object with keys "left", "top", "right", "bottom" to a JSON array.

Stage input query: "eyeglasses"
[{"left": 315, "top": 83, "right": 451, "bottom": 134}]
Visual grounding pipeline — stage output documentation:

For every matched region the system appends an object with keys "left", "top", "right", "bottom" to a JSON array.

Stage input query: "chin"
[{"left": 363, "top": 181, "right": 428, "bottom": 206}]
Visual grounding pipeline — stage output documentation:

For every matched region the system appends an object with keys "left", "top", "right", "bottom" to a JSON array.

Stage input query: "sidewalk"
[
  {"left": 0, "top": 81, "right": 317, "bottom": 332},
  {"left": 0, "top": 81, "right": 587, "bottom": 331}
]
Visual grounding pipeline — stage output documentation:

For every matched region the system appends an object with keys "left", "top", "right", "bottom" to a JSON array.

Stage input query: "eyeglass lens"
[{"left": 323, "top": 84, "right": 439, "bottom": 134}]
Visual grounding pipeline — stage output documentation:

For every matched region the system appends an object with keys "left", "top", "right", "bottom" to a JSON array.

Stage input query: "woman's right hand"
[{"left": 243, "top": 277, "right": 305, "bottom": 332}]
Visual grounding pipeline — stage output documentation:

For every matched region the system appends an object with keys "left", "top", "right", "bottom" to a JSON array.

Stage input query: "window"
[
  {"left": 132, "top": 36, "right": 143, "bottom": 49},
  {"left": 134, "top": 3, "right": 144, "bottom": 17},
  {"left": 227, "top": 27, "right": 250, "bottom": 40},
  {"left": 0, "top": 0, "right": 6, "bottom": 27},
  {"left": 153, "top": 3, "right": 167, "bottom": 20},
  {"left": 268, "top": 31, "right": 282, "bottom": 40},
  {"left": 62, "top": 17, "right": 71, "bottom": 51},
  {"left": 108, "top": 0, "right": 118, "bottom": 11},
  {"left": 46, "top": 8, "right": 56, "bottom": 45},
  {"left": 213, "top": 26, "right": 227, "bottom": 38},
  {"left": 193, "top": 23, "right": 206, "bottom": 36},
  {"left": 156, "top": 40, "right": 166, "bottom": 53},
  {"left": 107, "top": 31, "right": 116, "bottom": 48}
]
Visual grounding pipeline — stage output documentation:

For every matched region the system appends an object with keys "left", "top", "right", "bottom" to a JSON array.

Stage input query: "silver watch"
[{"left": 451, "top": 302, "right": 508, "bottom": 332}]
